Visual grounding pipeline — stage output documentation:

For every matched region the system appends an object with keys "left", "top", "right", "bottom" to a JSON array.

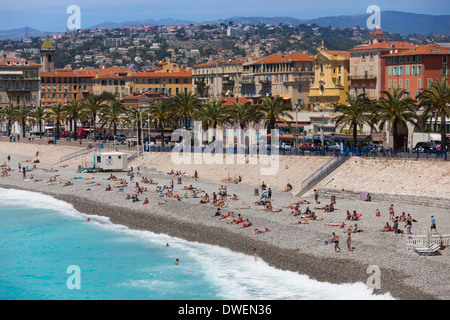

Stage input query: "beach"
[{"left": 1, "top": 139, "right": 449, "bottom": 300}]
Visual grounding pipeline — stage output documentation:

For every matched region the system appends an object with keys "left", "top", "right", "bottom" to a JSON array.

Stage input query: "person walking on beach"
[
  {"left": 347, "top": 231, "right": 352, "bottom": 252},
  {"left": 254, "top": 248, "right": 259, "bottom": 261},
  {"left": 267, "top": 188, "right": 272, "bottom": 201},
  {"left": 22, "top": 167, "right": 26, "bottom": 179},
  {"left": 431, "top": 215, "right": 437, "bottom": 234},
  {"left": 389, "top": 204, "right": 395, "bottom": 220},
  {"left": 331, "top": 232, "right": 341, "bottom": 253},
  {"left": 7, "top": 154, "right": 10, "bottom": 162},
  {"left": 314, "top": 189, "right": 319, "bottom": 204}
]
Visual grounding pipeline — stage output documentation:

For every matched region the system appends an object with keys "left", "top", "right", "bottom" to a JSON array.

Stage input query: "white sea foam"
[{"left": 0, "top": 187, "right": 395, "bottom": 300}]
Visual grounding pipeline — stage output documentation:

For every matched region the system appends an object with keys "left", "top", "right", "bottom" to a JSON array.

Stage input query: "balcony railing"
[{"left": 350, "top": 75, "right": 377, "bottom": 80}]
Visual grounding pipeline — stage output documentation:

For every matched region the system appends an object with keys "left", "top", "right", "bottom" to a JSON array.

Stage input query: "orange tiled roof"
[
  {"left": 132, "top": 70, "right": 192, "bottom": 78},
  {"left": 251, "top": 53, "right": 314, "bottom": 65},
  {"left": 325, "top": 51, "right": 350, "bottom": 60},
  {"left": 219, "top": 97, "right": 250, "bottom": 106},
  {"left": 0, "top": 57, "right": 41, "bottom": 67},
  {"left": 350, "top": 41, "right": 416, "bottom": 51},
  {"left": 382, "top": 43, "right": 450, "bottom": 57},
  {"left": 41, "top": 69, "right": 77, "bottom": 77}
]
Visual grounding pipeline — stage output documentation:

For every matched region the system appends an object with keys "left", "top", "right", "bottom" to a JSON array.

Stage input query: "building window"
[
  {"left": 417, "top": 78, "right": 421, "bottom": 89},
  {"left": 441, "top": 66, "right": 449, "bottom": 76},
  {"left": 406, "top": 79, "right": 410, "bottom": 90},
  {"left": 443, "top": 55, "right": 448, "bottom": 64},
  {"left": 428, "top": 78, "right": 433, "bottom": 88}
]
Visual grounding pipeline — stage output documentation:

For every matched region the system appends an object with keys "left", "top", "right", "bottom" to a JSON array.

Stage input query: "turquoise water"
[{"left": 0, "top": 188, "right": 394, "bottom": 300}]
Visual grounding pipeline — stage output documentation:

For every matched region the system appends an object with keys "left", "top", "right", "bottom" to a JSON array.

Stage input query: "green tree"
[
  {"left": 64, "top": 99, "right": 85, "bottom": 141},
  {"left": 124, "top": 107, "right": 146, "bottom": 145},
  {"left": 2, "top": 106, "right": 17, "bottom": 136},
  {"left": 417, "top": 76, "right": 450, "bottom": 151},
  {"left": 332, "top": 92, "right": 373, "bottom": 149},
  {"left": 46, "top": 103, "right": 65, "bottom": 139},
  {"left": 83, "top": 95, "right": 103, "bottom": 141},
  {"left": 99, "top": 100, "right": 125, "bottom": 136},
  {"left": 148, "top": 100, "right": 174, "bottom": 146},
  {"left": 16, "top": 105, "right": 31, "bottom": 138},
  {"left": 30, "top": 106, "right": 46, "bottom": 139},
  {"left": 259, "top": 96, "right": 293, "bottom": 131},
  {"left": 171, "top": 91, "right": 201, "bottom": 129},
  {"left": 376, "top": 87, "right": 418, "bottom": 149}
]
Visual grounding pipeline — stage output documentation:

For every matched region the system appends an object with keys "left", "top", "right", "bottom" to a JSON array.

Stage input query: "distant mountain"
[
  {"left": 1, "top": 11, "right": 449, "bottom": 40},
  {"left": 208, "top": 11, "right": 450, "bottom": 36},
  {"left": 0, "top": 27, "right": 52, "bottom": 40},
  {"left": 89, "top": 17, "right": 198, "bottom": 29},
  {"left": 306, "top": 11, "right": 450, "bottom": 36}
]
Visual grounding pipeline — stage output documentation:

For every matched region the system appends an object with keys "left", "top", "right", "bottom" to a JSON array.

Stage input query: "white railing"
[{"left": 405, "top": 234, "right": 450, "bottom": 247}]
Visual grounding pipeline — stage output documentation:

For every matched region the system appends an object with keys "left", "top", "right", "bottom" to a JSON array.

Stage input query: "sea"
[{"left": 0, "top": 187, "right": 394, "bottom": 300}]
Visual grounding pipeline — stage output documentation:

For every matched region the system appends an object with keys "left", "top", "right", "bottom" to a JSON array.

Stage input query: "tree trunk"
[
  {"left": 93, "top": 113, "right": 97, "bottom": 142},
  {"left": 73, "top": 119, "right": 78, "bottom": 141},
  {"left": 392, "top": 120, "right": 398, "bottom": 150},
  {"left": 39, "top": 120, "right": 42, "bottom": 139},
  {"left": 441, "top": 113, "right": 447, "bottom": 151},
  {"left": 22, "top": 120, "right": 26, "bottom": 138},
  {"left": 353, "top": 122, "right": 358, "bottom": 150},
  {"left": 160, "top": 121, "right": 165, "bottom": 147}
]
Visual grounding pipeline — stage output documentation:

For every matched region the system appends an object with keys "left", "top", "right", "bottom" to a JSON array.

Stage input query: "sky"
[{"left": 1, "top": 0, "right": 449, "bottom": 31}]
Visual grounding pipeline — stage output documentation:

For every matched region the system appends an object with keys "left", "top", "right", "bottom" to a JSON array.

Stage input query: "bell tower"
[{"left": 40, "top": 36, "right": 55, "bottom": 72}]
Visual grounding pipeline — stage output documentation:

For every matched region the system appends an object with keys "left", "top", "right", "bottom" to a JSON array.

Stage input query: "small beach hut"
[{"left": 93, "top": 152, "right": 128, "bottom": 171}]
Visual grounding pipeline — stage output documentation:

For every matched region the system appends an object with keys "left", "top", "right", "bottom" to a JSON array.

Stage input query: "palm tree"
[
  {"left": 30, "top": 106, "right": 46, "bottom": 139},
  {"left": 83, "top": 95, "right": 103, "bottom": 141},
  {"left": 64, "top": 99, "right": 84, "bottom": 141},
  {"left": 99, "top": 100, "right": 125, "bottom": 136},
  {"left": 46, "top": 103, "right": 65, "bottom": 139},
  {"left": 171, "top": 91, "right": 201, "bottom": 129},
  {"left": 230, "top": 101, "right": 254, "bottom": 130},
  {"left": 417, "top": 76, "right": 450, "bottom": 151},
  {"left": 376, "top": 87, "right": 418, "bottom": 150},
  {"left": 148, "top": 100, "right": 174, "bottom": 146},
  {"left": 332, "top": 92, "right": 373, "bottom": 150},
  {"left": 2, "top": 106, "right": 16, "bottom": 136},
  {"left": 197, "top": 98, "right": 232, "bottom": 130},
  {"left": 15, "top": 105, "right": 31, "bottom": 138},
  {"left": 124, "top": 107, "right": 146, "bottom": 145},
  {"left": 259, "top": 96, "right": 293, "bottom": 131}
]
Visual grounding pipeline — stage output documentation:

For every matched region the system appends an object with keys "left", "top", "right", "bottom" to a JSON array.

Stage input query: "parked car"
[
  {"left": 77, "top": 131, "right": 88, "bottom": 139},
  {"left": 114, "top": 134, "right": 127, "bottom": 142},
  {"left": 101, "top": 134, "right": 114, "bottom": 141},
  {"left": 362, "top": 143, "right": 384, "bottom": 153},
  {"left": 414, "top": 141, "right": 437, "bottom": 152},
  {"left": 88, "top": 132, "right": 101, "bottom": 140},
  {"left": 60, "top": 131, "right": 71, "bottom": 138},
  {"left": 1, "top": 131, "right": 9, "bottom": 137}
]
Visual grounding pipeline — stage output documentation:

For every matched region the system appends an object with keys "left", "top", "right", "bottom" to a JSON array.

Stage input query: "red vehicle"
[
  {"left": 77, "top": 131, "right": 88, "bottom": 139},
  {"left": 60, "top": 131, "right": 71, "bottom": 138}
]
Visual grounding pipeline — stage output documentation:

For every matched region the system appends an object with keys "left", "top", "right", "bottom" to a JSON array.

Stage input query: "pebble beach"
[{"left": 1, "top": 141, "right": 449, "bottom": 300}]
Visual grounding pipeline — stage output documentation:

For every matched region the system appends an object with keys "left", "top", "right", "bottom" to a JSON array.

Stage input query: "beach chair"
[{"left": 414, "top": 243, "right": 441, "bottom": 256}]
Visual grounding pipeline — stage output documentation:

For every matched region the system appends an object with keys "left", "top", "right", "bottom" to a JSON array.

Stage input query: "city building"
[
  {"left": 0, "top": 57, "right": 41, "bottom": 108},
  {"left": 92, "top": 67, "right": 134, "bottom": 99},
  {"left": 41, "top": 69, "right": 80, "bottom": 107},
  {"left": 242, "top": 53, "right": 314, "bottom": 107},
  {"left": 349, "top": 27, "right": 415, "bottom": 100},
  {"left": 309, "top": 44, "right": 350, "bottom": 110},
  {"left": 40, "top": 36, "right": 55, "bottom": 72},
  {"left": 192, "top": 56, "right": 256, "bottom": 99},
  {"left": 130, "top": 69, "right": 192, "bottom": 97}
]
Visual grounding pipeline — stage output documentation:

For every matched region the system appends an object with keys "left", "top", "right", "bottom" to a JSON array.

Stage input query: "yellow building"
[
  {"left": 130, "top": 69, "right": 192, "bottom": 97},
  {"left": 91, "top": 67, "right": 134, "bottom": 99},
  {"left": 309, "top": 45, "right": 350, "bottom": 110}
]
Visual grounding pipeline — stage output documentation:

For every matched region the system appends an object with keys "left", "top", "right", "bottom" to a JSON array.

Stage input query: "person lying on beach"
[
  {"left": 315, "top": 203, "right": 334, "bottom": 212},
  {"left": 325, "top": 222, "right": 346, "bottom": 228},
  {"left": 183, "top": 185, "right": 194, "bottom": 190},
  {"left": 158, "top": 200, "right": 168, "bottom": 205},
  {"left": 290, "top": 220, "right": 309, "bottom": 225},
  {"left": 48, "top": 181, "right": 62, "bottom": 185},
  {"left": 105, "top": 185, "right": 112, "bottom": 191},
  {"left": 254, "top": 227, "right": 269, "bottom": 234},
  {"left": 63, "top": 181, "right": 73, "bottom": 187},
  {"left": 231, "top": 194, "right": 239, "bottom": 201},
  {"left": 199, "top": 194, "right": 210, "bottom": 204},
  {"left": 302, "top": 211, "right": 317, "bottom": 221},
  {"left": 237, "top": 219, "right": 252, "bottom": 229},
  {"left": 219, "top": 212, "right": 234, "bottom": 221},
  {"left": 406, "top": 213, "right": 417, "bottom": 222},
  {"left": 229, "top": 214, "right": 244, "bottom": 224}
]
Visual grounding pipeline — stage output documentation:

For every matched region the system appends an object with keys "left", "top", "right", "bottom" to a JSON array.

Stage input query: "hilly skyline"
[{"left": 1, "top": 11, "right": 449, "bottom": 41}]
